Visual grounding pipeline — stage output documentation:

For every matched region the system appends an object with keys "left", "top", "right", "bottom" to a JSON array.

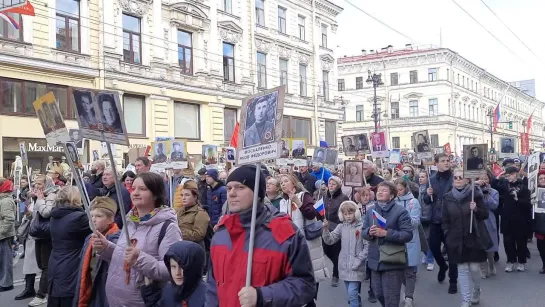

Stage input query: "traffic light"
[
  {"left": 508, "top": 121, "right": 513, "bottom": 129},
  {"left": 490, "top": 148, "right": 495, "bottom": 154}
]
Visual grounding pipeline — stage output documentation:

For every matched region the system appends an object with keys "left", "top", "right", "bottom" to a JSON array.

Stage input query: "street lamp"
[{"left": 366, "top": 70, "right": 384, "bottom": 132}]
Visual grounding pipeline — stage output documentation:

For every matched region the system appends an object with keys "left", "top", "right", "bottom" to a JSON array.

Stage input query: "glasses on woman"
[
  {"left": 403, "top": 169, "right": 411, "bottom": 174},
  {"left": 454, "top": 176, "right": 464, "bottom": 180}
]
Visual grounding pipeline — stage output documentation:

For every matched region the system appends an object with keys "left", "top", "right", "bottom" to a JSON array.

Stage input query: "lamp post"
[{"left": 366, "top": 70, "right": 383, "bottom": 133}]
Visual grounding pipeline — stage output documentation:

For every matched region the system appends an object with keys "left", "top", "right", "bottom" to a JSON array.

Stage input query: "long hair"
[
  {"left": 55, "top": 186, "right": 82, "bottom": 208},
  {"left": 278, "top": 174, "right": 307, "bottom": 194}
]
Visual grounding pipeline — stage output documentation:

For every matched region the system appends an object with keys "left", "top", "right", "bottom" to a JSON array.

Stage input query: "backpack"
[{"left": 158, "top": 220, "right": 173, "bottom": 247}]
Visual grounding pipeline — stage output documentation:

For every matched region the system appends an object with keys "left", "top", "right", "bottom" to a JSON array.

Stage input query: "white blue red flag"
[
  {"left": 372, "top": 209, "right": 387, "bottom": 229},
  {"left": 314, "top": 198, "right": 325, "bottom": 216}
]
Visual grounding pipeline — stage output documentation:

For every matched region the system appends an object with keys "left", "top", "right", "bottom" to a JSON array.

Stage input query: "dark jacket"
[
  {"left": 206, "top": 204, "right": 315, "bottom": 306},
  {"left": 498, "top": 179, "right": 532, "bottom": 238},
  {"left": 91, "top": 172, "right": 104, "bottom": 190},
  {"left": 73, "top": 229, "right": 120, "bottom": 307},
  {"left": 18, "top": 186, "right": 30, "bottom": 203},
  {"left": 198, "top": 180, "right": 208, "bottom": 210},
  {"left": 296, "top": 171, "right": 317, "bottom": 195},
  {"left": 362, "top": 200, "right": 413, "bottom": 271},
  {"left": 48, "top": 206, "right": 92, "bottom": 297},
  {"left": 365, "top": 173, "right": 384, "bottom": 191},
  {"left": 97, "top": 184, "right": 132, "bottom": 229},
  {"left": 442, "top": 186, "right": 489, "bottom": 264},
  {"left": 423, "top": 170, "right": 453, "bottom": 224},
  {"left": 84, "top": 182, "right": 98, "bottom": 201},
  {"left": 324, "top": 188, "right": 349, "bottom": 231},
  {"left": 205, "top": 182, "right": 227, "bottom": 226}
]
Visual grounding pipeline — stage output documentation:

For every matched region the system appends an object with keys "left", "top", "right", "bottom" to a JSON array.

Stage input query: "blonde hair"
[
  {"left": 55, "top": 186, "right": 82, "bottom": 208},
  {"left": 90, "top": 207, "right": 115, "bottom": 220},
  {"left": 278, "top": 174, "right": 306, "bottom": 193}
]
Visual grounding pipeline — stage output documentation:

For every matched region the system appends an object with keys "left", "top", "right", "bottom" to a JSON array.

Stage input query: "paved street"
[{"left": 1, "top": 241, "right": 543, "bottom": 307}]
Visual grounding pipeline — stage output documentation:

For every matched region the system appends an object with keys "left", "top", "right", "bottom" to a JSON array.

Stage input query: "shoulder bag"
[
  {"left": 29, "top": 212, "right": 51, "bottom": 239},
  {"left": 379, "top": 243, "right": 407, "bottom": 265}
]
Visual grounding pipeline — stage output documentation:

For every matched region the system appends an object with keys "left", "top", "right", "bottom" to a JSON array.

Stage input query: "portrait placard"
[
  {"left": 389, "top": 149, "right": 401, "bottom": 164},
  {"left": 65, "top": 142, "right": 83, "bottom": 169},
  {"left": 33, "top": 91, "right": 70, "bottom": 146},
  {"left": 170, "top": 140, "right": 188, "bottom": 169},
  {"left": 312, "top": 147, "right": 327, "bottom": 164},
  {"left": 202, "top": 144, "right": 218, "bottom": 166},
  {"left": 19, "top": 141, "right": 28, "bottom": 167},
  {"left": 325, "top": 149, "right": 338, "bottom": 165},
  {"left": 344, "top": 160, "right": 364, "bottom": 187},
  {"left": 413, "top": 130, "right": 431, "bottom": 153},
  {"left": 528, "top": 152, "right": 539, "bottom": 177},
  {"left": 499, "top": 137, "right": 516, "bottom": 158},
  {"left": 279, "top": 138, "right": 291, "bottom": 159},
  {"left": 537, "top": 188, "right": 545, "bottom": 213},
  {"left": 370, "top": 131, "right": 388, "bottom": 157},
  {"left": 463, "top": 144, "right": 488, "bottom": 179},
  {"left": 225, "top": 147, "right": 236, "bottom": 163},
  {"left": 237, "top": 86, "right": 285, "bottom": 165},
  {"left": 151, "top": 141, "right": 170, "bottom": 165},
  {"left": 529, "top": 173, "right": 537, "bottom": 198}
]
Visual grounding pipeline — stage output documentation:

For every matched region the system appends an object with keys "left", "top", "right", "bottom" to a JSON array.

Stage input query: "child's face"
[
  {"left": 169, "top": 258, "right": 184, "bottom": 286},
  {"left": 343, "top": 210, "right": 356, "bottom": 223},
  {"left": 91, "top": 210, "right": 112, "bottom": 234},
  {"left": 361, "top": 192, "right": 370, "bottom": 204}
]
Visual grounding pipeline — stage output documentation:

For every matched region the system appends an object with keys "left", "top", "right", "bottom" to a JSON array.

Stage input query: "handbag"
[
  {"left": 303, "top": 217, "right": 323, "bottom": 241},
  {"left": 17, "top": 216, "right": 31, "bottom": 239},
  {"left": 29, "top": 212, "right": 51, "bottom": 239},
  {"left": 473, "top": 214, "right": 493, "bottom": 251},
  {"left": 379, "top": 243, "right": 407, "bottom": 265}
]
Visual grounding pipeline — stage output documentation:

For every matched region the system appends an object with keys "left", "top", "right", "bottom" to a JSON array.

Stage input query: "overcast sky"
[{"left": 334, "top": 0, "right": 545, "bottom": 102}]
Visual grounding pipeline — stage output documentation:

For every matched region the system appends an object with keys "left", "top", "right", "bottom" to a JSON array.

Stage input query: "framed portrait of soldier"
[
  {"left": 170, "top": 140, "right": 188, "bottom": 169},
  {"left": 202, "top": 145, "right": 218, "bottom": 166},
  {"left": 19, "top": 142, "right": 28, "bottom": 167},
  {"left": 95, "top": 91, "right": 129, "bottom": 146},
  {"left": 312, "top": 148, "right": 326, "bottom": 164},
  {"left": 66, "top": 142, "right": 83, "bottom": 169},
  {"left": 73, "top": 89, "right": 102, "bottom": 140},
  {"left": 342, "top": 135, "right": 358, "bottom": 156},
  {"left": 344, "top": 160, "right": 364, "bottom": 187},
  {"left": 226, "top": 147, "right": 236, "bottom": 162},
  {"left": 463, "top": 144, "right": 487, "bottom": 179},
  {"left": 279, "top": 138, "right": 290, "bottom": 159},
  {"left": 354, "top": 134, "right": 370, "bottom": 153},
  {"left": 529, "top": 174, "right": 537, "bottom": 198},
  {"left": 528, "top": 152, "right": 539, "bottom": 176},
  {"left": 499, "top": 137, "right": 516, "bottom": 158},
  {"left": 69, "top": 129, "right": 83, "bottom": 149},
  {"left": 33, "top": 92, "right": 70, "bottom": 146},
  {"left": 325, "top": 149, "right": 338, "bottom": 165},
  {"left": 291, "top": 139, "right": 306, "bottom": 159},
  {"left": 370, "top": 131, "right": 388, "bottom": 158},
  {"left": 537, "top": 188, "right": 545, "bottom": 212},
  {"left": 237, "top": 86, "right": 285, "bottom": 165},
  {"left": 413, "top": 130, "right": 431, "bottom": 153}
]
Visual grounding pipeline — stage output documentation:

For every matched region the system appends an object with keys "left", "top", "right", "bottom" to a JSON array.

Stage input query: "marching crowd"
[{"left": 0, "top": 153, "right": 544, "bottom": 307}]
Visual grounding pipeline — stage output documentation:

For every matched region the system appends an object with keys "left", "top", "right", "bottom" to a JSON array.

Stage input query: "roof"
[{"left": 338, "top": 48, "right": 442, "bottom": 64}]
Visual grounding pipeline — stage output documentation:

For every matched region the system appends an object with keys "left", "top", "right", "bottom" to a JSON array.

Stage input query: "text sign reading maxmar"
[{"left": 238, "top": 143, "right": 280, "bottom": 165}]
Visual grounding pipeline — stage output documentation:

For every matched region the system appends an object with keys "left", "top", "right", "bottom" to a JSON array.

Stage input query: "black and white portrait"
[
  {"left": 463, "top": 144, "right": 487, "bottom": 179},
  {"left": 153, "top": 142, "right": 168, "bottom": 164},
  {"left": 226, "top": 148, "right": 236, "bottom": 162},
  {"left": 538, "top": 188, "right": 545, "bottom": 210},
  {"left": 92, "top": 150, "right": 99, "bottom": 161},
  {"left": 529, "top": 152, "right": 539, "bottom": 175},
  {"left": 313, "top": 148, "right": 326, "bottom": 163},
  {"left": 69, "top": 129, "right": 83, "bottom": 148},
  {"left": 280, "top": 139, "right": 290, "bottom": 158},
  {"left": 500, "top": 137, "right": 515, "bottom": 153},
  {"left": 73, "top": 90, "right": 99, "bottom": 129},
  {"left": 291, "top": 140, "right": 306, "bottom": 158},
  {"left": 355, "top": 134, "right": 369, "bottom": 152},
  {"left": 414, "top": 130, "right": 431, "bottom": 153},
  {"left": 344, "top": 161, "right": 364, "bottom": 187},
  {"left": 529, "top": 174, "right": 537, "bottom": 197},
  {"left": 325, "top": 149, "right": 338, "bottom": 165},
  {"left": 171, "top": 141, "right": 186, "bottom": 161},
  {"left": 342, "top": 136, "right": 357, "bottom": 155},
  {"left": 19, "top": 143, "right": 27, "bottom": 165},
  {"left": 66, "top": 142, "right": 82, "bottom": 169},
  {"left": 97, "top": 93, "right": 124, "bottom": 134},
  {"left": 243, "top": 91, "right": 278, "bottom": 148}
]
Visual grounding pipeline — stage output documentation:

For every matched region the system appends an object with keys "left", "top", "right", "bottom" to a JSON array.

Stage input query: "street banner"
[
  {"left": 499, "top": 137, "right": 517, "bottom": 158},
  {"left": 463, "top": 144, "right": 488, "bottom": 179},
  {"left": 342, "top": 134, "right": 370, "bottom": 156},
  {"left": 344, "top": 160, "right": 364, "bottom": 187},
  {"left": 33, "top": 92, "right": 70, "bottom": 146},
  {"left": 370, "top": 131, "right": 388, "bottom": 158}
]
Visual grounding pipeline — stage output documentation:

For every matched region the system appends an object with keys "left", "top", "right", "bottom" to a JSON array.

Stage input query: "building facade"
[
  {"left": 0, "top": 0, "right": 344, "bottom": 177},
  {"left": 338, "top": 46, "right": 544, "bottom": 156}
]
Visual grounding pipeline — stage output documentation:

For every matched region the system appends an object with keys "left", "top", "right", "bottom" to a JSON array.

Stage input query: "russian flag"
[
  {"left": 0, "top": 12, "right": 19, "bottom": 29},
  {"left": 314, "top": 198, "right": 325, "bottom": 216},
  {"left": 492, "top": 104, "right": 501, "bottom": 132},
  {"left": 319, "top": 136, "right": 328, "bottom": 148},
  {"left": 372, "top": 209, "right": 387, "bottom": 229}
]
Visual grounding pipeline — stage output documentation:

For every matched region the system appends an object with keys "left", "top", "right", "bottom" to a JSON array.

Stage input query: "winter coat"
[
  {"left": 362, "top": 200, "right": 413, "bottom": 271},
  {"left": 157, "top": 283, "right": 205, "bottom": 307},
  {"left": 99, "top": 207, "right": 183, "bottom": 307},
  {"left": 84, "top": 182, "right": 98, "bottom": 202},
  {"left": 279, "top": 192, "right": 329, "bottom": 283},
  {"left": 91, "top": 172, "right": 104, "bottom": 190},
  {"left": 423, "top": 170, "right": 453, "bottom": 224},
  {"left": 442, "top": 186, "right": 489, "bottom": 264},
  {"left": 97, "top": 185, "right": 132, "bottom": 229},
  {"left": 176, "top": 204, "right": 210, "bottom": 245},
  {"left": 364, "top": 173, "right": 384, "bottom": 191},
  {"left": 0, "top": 193, "right": 16, "bottom": 240},
  {"left": 73, "top": 229, "right": 120, "bottom": 307},
  {"left": 395, "top": 191, "right": 422, "bottom": 267},
  {"left": 198, "top": 180, "right": 208, "bottom": 209},
  {"left": 418, "top": 184, "right": 432, "bottom": 224},
  {"left": 48, "top": 206, "right": 92, "bottom": 297},
  {"left": 498, "top": 179, "right": 532, "bottom": 238},
  {"left": 482, "top": 186, "right": 499, "bottom": 252},
  {"left": 266, "top": 194, "right": 283, "bottom": 209},
  {"left": 33, "top": 192, "right": 57, "bottom": 240},
  {"left": 322, "top": 202, "right": 368, "bottom": 281},
  {"left": 324, "top": 188, "right": 350, "bottom": 231},
  {"left": 311, "top": 167, "right": 332, "bottom": 184},
  {"left": 205, "top": 182, "right": 227, "bottom": 226},
  {"left": 296, "top": 171, "right": 317, "bottom": 195},
  {"left": 206, "top": 203, "right": 315, "bottom": 306}
]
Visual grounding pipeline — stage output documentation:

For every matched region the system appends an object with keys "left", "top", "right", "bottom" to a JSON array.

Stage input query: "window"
[
  {"left": 174, "top": 102, "right": 200, "bottom": 139},
  {"left": 322, "top": 70, "right": 329, "bottom": 101},
  {"left": 256, "top": 52, "right": 266, "bottom": 88},
  {"left": 462, "top": 76, "right": 465, "bottom": 87},
  {"left": 256, "top": 0, "right": 265, "bottom": 26},
  {"left": 122, "top": 14, "right": 141, "bottom": 64},
  {"left": 321, "top": 24, "right": 327, "bottom": 48},
  {"left": 356, "top": 105, "right": 364, "bottom": 122},
  {"left": 430, "top": 134, "right": 439, "bottom": 147},
  {"left": 325, "top": 120, "right": 336, "bottom": 146},
  {"left": 471, "top": 80, "right": 474, "bottom": 91},
  {"left": 392, "top": 137, "right": 400, "bottom": 148},
  {"left": 0, "top": 12, "right": 22, "bottom": 41},
  {"left": 56, "top": 0, "right": 80, "bottom": 52},
  {"left": 409, "top": 100, "right": 418, "bottom": 117},
  {"left": 429, "top": 98, "right": 438, "bottom": 116},
  {"left": 390, "top": 73, "right": 398, "bottom": 85},
  {"left": 123, "top": 95, "right": 145, "bottom": 136},
  {"left": 177, "top": 30, "right": 192, "bottom": 75},
  {"left": 338, "top": 79, "right": 345, "bottom": 91},
  {"left": 224, "top": 108, "right": 237, "bottom": 143},
  {"left": 222, "top": 0, "right": 232, "bottom": 14},
  {"left": 447, "top": 68, "right": 450, "bottom": 81},
  {"left": 298, "top": 16, "right": 305, "bottom": 41},
  {"left": 282, "top": 116, "right": 311, "bottom": 144},
  {"left": 278, "top": 7, "right": 286, "bottom": 34},
  {"left": 299, "top": 64, "right": 307, "bottom": 96},
  {"left": 428, "top": 68, "right": 437, "bottom": 81},
  {"left": 390, "top": 102, "right": 399, "bottom": 119},
  {"left": 223, "top": 43, "right": 235, "bottom": 82},
  {"left": 356, "top": 77, "right": 363, "bottom": 89},
  {"left": 457, "top": 73, "right": 460, "bottom": 85},
  {"left": 279, "top": 59, "right": 288, "bottom": 88},
  {"left": 410, "top": 70, "right": 418, "bottom": 84}
]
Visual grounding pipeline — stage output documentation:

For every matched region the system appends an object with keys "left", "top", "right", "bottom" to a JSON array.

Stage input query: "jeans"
[
  {"left": 503, "top": 235, "right": 527, "bottom": 264},
  {"left": 537, "top": 237, "right": 545, "bottom": 268},
  {"left": 403, "top": 266, "right": 418, "bottom": 299},
  {"left": 457, "top": 263, "right": 480, "bottom": 304},
  {"left": 425, "top": 250, "right": 434, "bottom": 264},
  {"left": 322, "top": 239, "right": 341, "bottom": 278},
  {"left": 344, "top": 281, "right": 361, "bottom": 307},
  {"left": 428, "top": 223, "right": 458, "bottom": 283}
]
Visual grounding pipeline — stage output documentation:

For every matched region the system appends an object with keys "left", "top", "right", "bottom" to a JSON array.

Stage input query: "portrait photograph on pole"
[
  {"left": 325, "top": 149, "right": 338, "bottom": 165},
  {"left": 279, "top": 138, "right": 291, "bottom": 159},
  {"left": 66, "top": 142, "right": 83, "bottom": 169},
  {"left": 19, "top": 141, "right": 28, "bottom": 167},
  {"left": 237, "top": 86, "right": 285, "bottom": 165},
  {"left": 344, "top": 160, "right": 364, "bottom": 187},
  {"left": 389, "top": 148, "right": 401, "bottom": 164},
  {"left": 33, "top": 91, "right": 70, "bottom": 146},
  {"left": 202, "top": 144, "right": 219, "bottom": 166},
  {"left": 170, "top": 139, "right": 188, "bottom": 169},
  {"left": 225, "top": 147, "right": 236, "bottom": 162},
  {"left": 370, "top": 131, "right": 388, "bottom": 157},
  {"left": 537, "top": 188, "right": 545, "bottom": 213},
  {"left": 463, "top": 144, "right": 488, "bottom": 179},
  {"left": 499, "top": 137, "right": 516, "bottom": 158}
]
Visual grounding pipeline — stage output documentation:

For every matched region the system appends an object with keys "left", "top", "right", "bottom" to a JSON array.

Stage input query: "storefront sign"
[
  {"left": 129, "top": 144, "right": 147, "bottom": 149},
  {"left": 27, "top": 142, "right": 64, "bottom": 152}
]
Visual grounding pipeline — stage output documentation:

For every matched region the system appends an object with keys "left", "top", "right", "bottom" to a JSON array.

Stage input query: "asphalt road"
[{"left": 1, "top": 241, "right": 543, "bottom": 307}]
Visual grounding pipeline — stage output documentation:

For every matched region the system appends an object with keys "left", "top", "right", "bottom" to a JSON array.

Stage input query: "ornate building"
[{"left": 338, "top": 46, "right": 544, "bottom": 155}]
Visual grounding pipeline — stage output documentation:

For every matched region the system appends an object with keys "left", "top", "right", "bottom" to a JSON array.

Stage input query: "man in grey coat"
[{"left": 243, "top": 96, "right": 275, "bottom": 147}]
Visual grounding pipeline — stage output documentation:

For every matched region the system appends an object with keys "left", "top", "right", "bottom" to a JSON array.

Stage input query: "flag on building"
[
  {"left": 526, "top": 112, "right": 533, "bottom": 134},
  {"left": 230, "top": 122, "right": 239, "bottom": 148},
  {"left": 1, "top": 1, "right": 35, "bottom": 16},
  {"left": 493, "top": 104, "right": 501, "bottom": 132},
  {"left": 372, "top": 209, "right": 387, "bottom": 229},
  {"left": 314, "top": 198, "right": 325, "bottom": 216}
]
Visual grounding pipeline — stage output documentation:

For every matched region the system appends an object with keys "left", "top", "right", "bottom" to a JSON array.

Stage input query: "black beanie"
[{"left": 226, "top": 165, "right": 266, "bottom": 200}]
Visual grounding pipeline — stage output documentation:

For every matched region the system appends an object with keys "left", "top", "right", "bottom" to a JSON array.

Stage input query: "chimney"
[
  {"left": 387, "top": 45, "right": 393, "bottom": 53},
  {"left": 361, "top": 49, "right": 367, "bottom": 56},
  {"left": 405, "top": 43, "right": 413, "bottom": 50}
]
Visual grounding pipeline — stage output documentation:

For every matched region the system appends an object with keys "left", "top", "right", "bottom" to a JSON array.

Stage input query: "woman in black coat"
[
  {"left": 47, "top": 186, "right": 91, "bottom": 307},
  {"left": 442, "top": 168, "right": 489, "bottom": 307}
]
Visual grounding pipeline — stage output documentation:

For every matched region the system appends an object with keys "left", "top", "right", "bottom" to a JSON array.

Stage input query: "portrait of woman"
[{"left": 344, "top": 161, "right": 364, "bottom": 187}]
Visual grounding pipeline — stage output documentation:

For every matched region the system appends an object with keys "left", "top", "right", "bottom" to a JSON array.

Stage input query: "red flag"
[
  {"left": 2, "top": 1, "right": 35, "bottom": 16},
  {"left": 230, "top": 122, "right": 239, "bottom": 148},
  {"left": 526, "top": 112, "right": 533, "bottom": 134}
]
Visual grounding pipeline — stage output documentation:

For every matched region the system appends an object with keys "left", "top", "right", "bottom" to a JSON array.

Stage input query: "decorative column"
[{"left": 208, "top": 102, "right": 225, "bottom": 145}]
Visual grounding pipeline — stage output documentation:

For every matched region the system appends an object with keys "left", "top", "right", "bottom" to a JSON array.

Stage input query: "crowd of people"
[{"left": 0, "top": 152, "right": 543, "bottom": 307}]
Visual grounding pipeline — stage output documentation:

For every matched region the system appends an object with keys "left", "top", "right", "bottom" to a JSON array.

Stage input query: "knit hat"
[
  {"left": 504, "top": 166, "right": 519, "bottom": 174},
  {"left": 226, "top": 165, "right": 266, "bottom": 199},
  {"left": 206, "top": 169, "right": 219, "bottom": 182},
  {"left": 90, "top": 196, "right": 118, "bottom": 216},
  {"left": 197, "top": 167, "right": 207, "bottom": 175},
  {"left": 315, "top": 180, "right": 324, "bottom": 190},
  {"left": 328, "top": 176, "right": 342, "bottom": 187},
  {"left": 502, "top": 158, "right": 515, "bottom": 167}
]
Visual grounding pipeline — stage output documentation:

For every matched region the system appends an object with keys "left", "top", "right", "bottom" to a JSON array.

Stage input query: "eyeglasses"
[
  {"left": 403, "top": 170, "right": 411, "bottom": 174},
  {"left": 454, "top": 176, "right": 464, "bottom": 180}
]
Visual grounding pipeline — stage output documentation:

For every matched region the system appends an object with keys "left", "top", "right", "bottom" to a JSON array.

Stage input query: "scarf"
[
  {"left": 451, "top": 184, "right": 472, "bottom": 202},
  {"left": 128, "top": 206, "right": 167, "bottom": 223},
  {"left": 0, "top": 179, "right": 14, "bottom": 193}
]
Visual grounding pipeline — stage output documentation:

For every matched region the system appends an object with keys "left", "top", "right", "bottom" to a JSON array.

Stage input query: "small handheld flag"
[
  {"left": 314, "top": 198, "right": 325, "bottom": 216},
  {"left": 372, "top": 209, "right": 387, "bottom": 229}
]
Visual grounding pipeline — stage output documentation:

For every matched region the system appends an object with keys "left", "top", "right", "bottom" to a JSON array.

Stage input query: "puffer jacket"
[
  {"left": 322, "top": 201, "right": 368, "bottom": 281},
  {"left": 0, "top": 193, "right": 16, "bottom": 240},
  {"left": 324, "top": 188, "right": 349, "bottom": 231},
  {"left": 395, "top": 191, "right": 421, "bottom": 267},
  {"left": 99, "top": 207, "right": 183, "bottom": 307},
  {"left": 206, "top": 182, "right": 227, "bottom": 226}
]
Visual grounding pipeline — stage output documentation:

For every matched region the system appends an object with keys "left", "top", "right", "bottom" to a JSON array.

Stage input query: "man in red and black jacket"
[{"left": 205, "top": 165, "right": 315, "bottom": 306}]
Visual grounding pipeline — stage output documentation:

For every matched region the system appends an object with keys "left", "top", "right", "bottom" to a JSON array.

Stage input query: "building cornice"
[
  {"left": 315, "top": 0, "right": 344, "bottom": 18},
  {"left": 0, "top": 53, "right": 98, "bottom": 79}
]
